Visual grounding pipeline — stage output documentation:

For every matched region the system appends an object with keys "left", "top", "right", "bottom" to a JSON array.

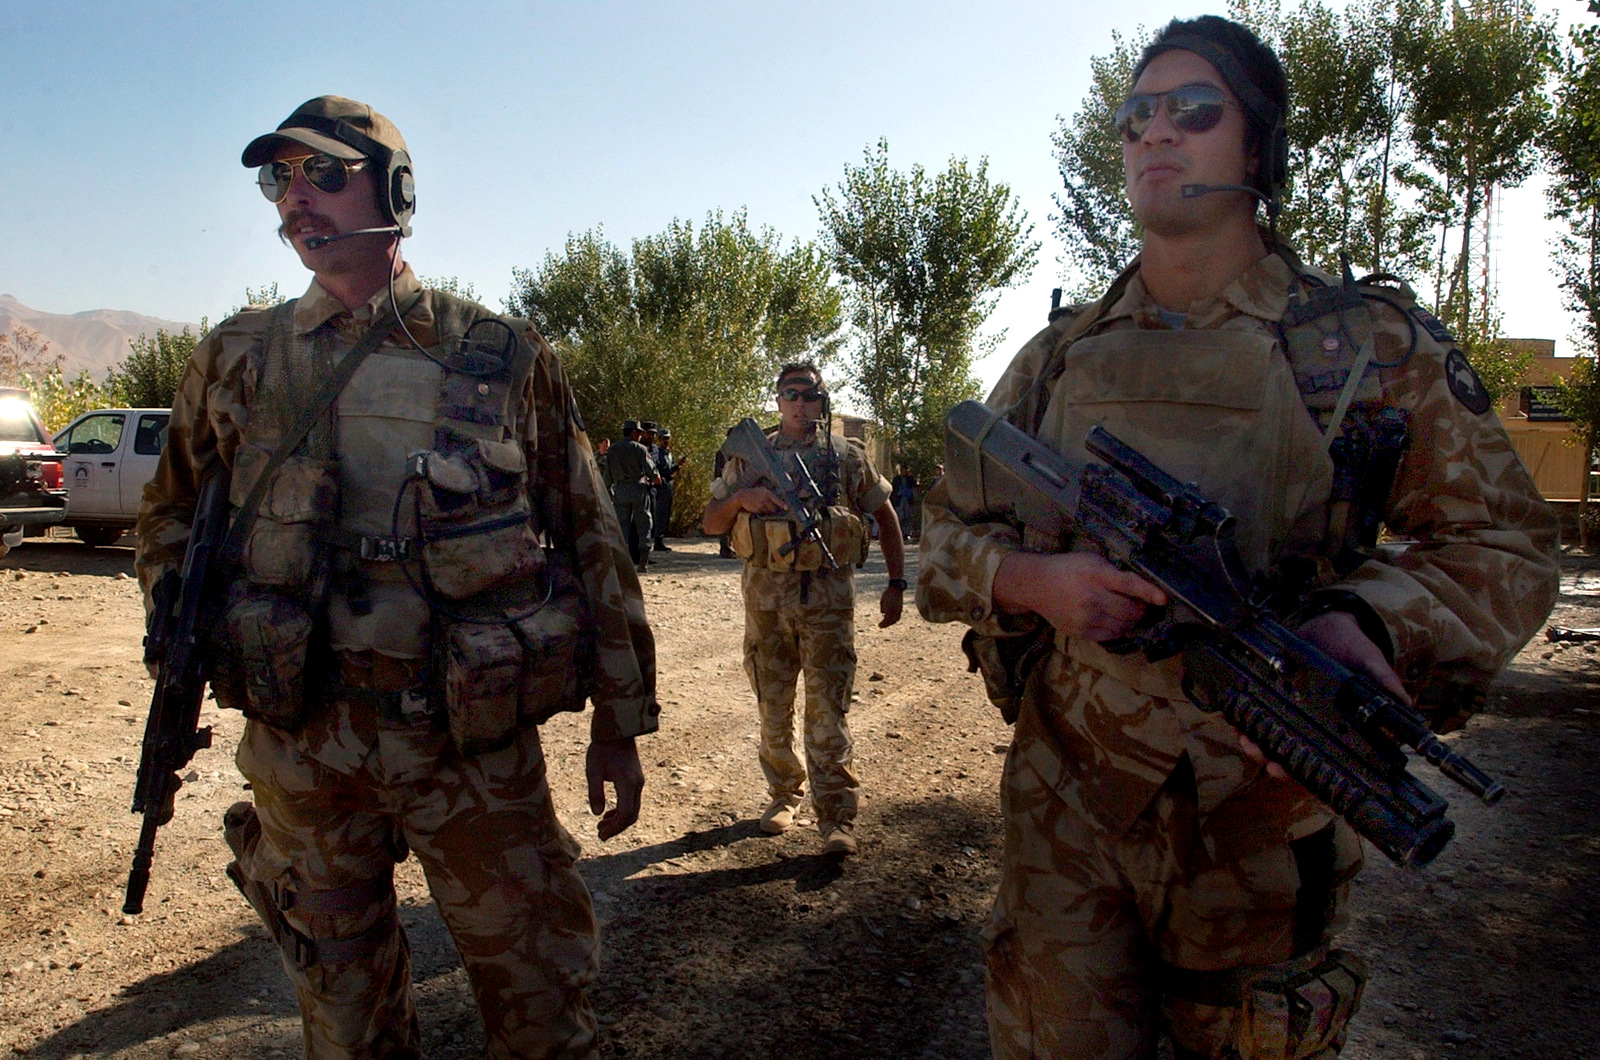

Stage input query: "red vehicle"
[{"left": 0, "top": 386, "right": 67, "bottom": 559}]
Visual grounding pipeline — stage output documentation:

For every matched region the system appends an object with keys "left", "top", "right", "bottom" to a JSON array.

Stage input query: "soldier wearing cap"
[
  {"left": 917, "top": 17, "right": 1558, "bottom": 1059},
  {"left": 703, "top": 362, "right": 907, "bottom": 857},
  {"left": 650, "top": 426, "right": 681, "bottom": 551},
  {"left": 608, "top": 418, "right": 658, "bottom": 573},
  {"left": 136, "top": 95, "right": 657, "bottom": 1058}
]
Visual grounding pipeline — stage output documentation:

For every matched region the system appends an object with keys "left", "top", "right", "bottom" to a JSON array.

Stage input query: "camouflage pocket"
[
  {"left": 1237, "top": 949, "right": 1366, "bottom": 1060},
  {"left": 416, "top": 436, "right": 541, "bottom": 599},
  {"left": 231, "top": 445, "right": 337, "bottom": 590},
  {"left": 514, "top": 556, "right": 596, "bottom": 725},
  {"left": 822, "top": 506, "right": 868, "bottom": 565},
  {"left": 730, "top": 512, "right": 763, "bottom": 566},
  {"left": 214, "top": 584, "right": 315, "bottom": 730},
  {"left": 444, "top": 622, "right": 521, "bottom": 755}
]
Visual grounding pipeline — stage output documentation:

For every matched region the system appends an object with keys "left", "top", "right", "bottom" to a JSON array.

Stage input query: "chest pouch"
[
  {"left": 823, "top": 506, "right": 868, "bottom": 566},
  {"left": 229, "top": 443, "right": 339, "bottom": 590},
  {"left": 210, "top": 581, "right": 321, "bottom": 730},
  {"left": 434, "top": 551, "right": 597, "bottom": 754},
  {"left": 410, "top": 434, "right": 542, "bottom": 600}
]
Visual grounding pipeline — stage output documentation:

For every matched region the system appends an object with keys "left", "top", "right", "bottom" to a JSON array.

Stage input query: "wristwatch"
[{"left": 888, "top": 577, "right": 908, "bottom": 590}]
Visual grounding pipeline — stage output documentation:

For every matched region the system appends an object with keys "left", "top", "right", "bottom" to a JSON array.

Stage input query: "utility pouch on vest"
[
  {"left": 443, "top": 622, "right": 522, "bottom": 755},
  {"left": 824, "top": 505, "right": 869, "bottom": 566},
  {"left": 212, "top": 583, "right": 317, "bottom": 730},
  {"left": 230, "top": 445, "right": 339, "bottom": 590},
  {"left": 514, "top": 553, "right": 597, "bottom": 725},
  {"left": 434, "top": 552, "right": 597, "bottom": 752},
  {"left": 413, "top": 435, "right": 542, "bottom": 600},
  {"left": 730, "top": 511, "right": 762, "bottom": 565}
]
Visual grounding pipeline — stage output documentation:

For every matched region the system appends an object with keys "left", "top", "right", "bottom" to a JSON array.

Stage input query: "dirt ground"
[{"left": 0, "top": 530, "right": 1596, "bottom": 1060}]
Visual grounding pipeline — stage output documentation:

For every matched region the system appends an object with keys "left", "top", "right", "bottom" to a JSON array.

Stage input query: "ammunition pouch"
[
  {"left": 210, "top": 582, "right": 320, "bottom": 731},
  {"left": 433, "top": 551, "right": 597, "bottom": 755},
  {"left": 413, "top": 434, "right": 542, "bottom": 600},
  {"left": 730, "top": 507, "right": 866, "bottom": 571},
  {"left": 962, "top": 627, "right": 1051, "bottom": 725}
]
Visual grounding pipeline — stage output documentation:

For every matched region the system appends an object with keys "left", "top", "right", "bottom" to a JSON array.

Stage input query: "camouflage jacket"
[
  {"left": 917, "top": 248, "right": 1559, "bottom": 824},
  {"left": 135, "top": 267, "right": 659, "bottom": 743}
]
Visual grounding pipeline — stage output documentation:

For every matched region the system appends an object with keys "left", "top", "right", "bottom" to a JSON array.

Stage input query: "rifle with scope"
[{"left": 943, "top": 399, "right": 1502, "bottom": 868}]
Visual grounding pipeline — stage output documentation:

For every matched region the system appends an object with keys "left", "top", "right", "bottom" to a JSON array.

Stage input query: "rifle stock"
[
  {"left": 944, "top": 400, "right": 1500, "bottom": 868},
  {"left": 720, "top": 418, "right": 837, "bottom": 568},
  {"left": 124, "top": 472, "right": 230, "bottom": 914}
]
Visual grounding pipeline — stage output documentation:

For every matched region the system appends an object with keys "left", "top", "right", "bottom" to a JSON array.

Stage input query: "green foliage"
[
  {"left": 106, "top": 323, "right": 205, "bottom": 410},
  {"left": 1050, "top": 29, "right": 1147, "bottom": 297},
  {"left": 1394, "top": 0, "right": 1554, "bottom": 334},
  {"left": 816, "top": 139, "right": 1038, "bottom": 473},
  {"left": 0, "top": 325, "right": 63, "bottom": 388},
  {"left": 1552, "top": 356, "right": 1600, "bottom": 549},
  {"left": 17, "top": 366, "right": 108, "bottom": 433},
  {"left": 507, "top": 212, "right": 843, "bottom": 533},
  {"left": 420, "top": 275, "right": 478, "bottom": 302},
  {"left": 226, "top": 282, "right": 287, "bottom": 318}
]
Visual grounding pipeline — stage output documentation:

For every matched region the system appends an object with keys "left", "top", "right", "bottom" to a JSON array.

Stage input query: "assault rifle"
[
  {"left": 720, "top": 418, "right": 836, "bottom": 569},
  {"left": 124, "top": 472, "right": 230, "bottom": 914},
  {"left": 944, "top": 400, "right": 1502, "bottom": 868}
]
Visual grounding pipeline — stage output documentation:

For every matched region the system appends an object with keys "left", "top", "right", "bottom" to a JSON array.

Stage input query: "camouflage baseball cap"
[{"left": 241, "top": 95, "right": 408, "bottom": 168}]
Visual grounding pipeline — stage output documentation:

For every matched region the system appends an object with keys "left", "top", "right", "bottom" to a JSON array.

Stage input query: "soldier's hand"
[
  {"left": 994, "top": 551, "right": 1167, "bottom": 642},
  {"left": 879, "top": 583, "right": 904, "bottom": 628},
  {"left": 586, "top": 736, "right": 644, "bottom": 840},
  {"left": 1242, "top": 610, "right": 1408, "bottom": 781},
  {"left": 737, "top": 486, "right": 784, "bottom": 515}
]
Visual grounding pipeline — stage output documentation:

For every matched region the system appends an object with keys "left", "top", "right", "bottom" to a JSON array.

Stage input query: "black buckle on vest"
[{"left": 359, "top": 535, "right": 412, "bottom": 561}]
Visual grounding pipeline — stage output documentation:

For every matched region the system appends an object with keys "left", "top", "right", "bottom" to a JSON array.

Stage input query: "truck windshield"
[{"left": 0, "top": 398, "right": 45, "bottom": 444}]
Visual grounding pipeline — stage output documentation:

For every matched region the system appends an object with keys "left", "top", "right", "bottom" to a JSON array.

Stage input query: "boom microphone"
[
  {"left": 1181, "top": 183, "right": 1270, "bottom": 203},
  {"left": 304, "top": 226, "right": 402, "bottom": 250}
]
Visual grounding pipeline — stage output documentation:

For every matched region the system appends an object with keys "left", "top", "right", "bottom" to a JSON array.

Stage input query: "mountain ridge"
[{"left": 0, "top": 294, "right": 203, "bottom": 380}]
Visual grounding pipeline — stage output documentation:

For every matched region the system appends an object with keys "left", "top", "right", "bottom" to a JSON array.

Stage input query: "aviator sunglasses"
[
  {"left": 257, "top": 153, "right": 368, "bottom": 203},
  {"left": 1114, "top": 84, "right": 1236, "bottom": 142}
]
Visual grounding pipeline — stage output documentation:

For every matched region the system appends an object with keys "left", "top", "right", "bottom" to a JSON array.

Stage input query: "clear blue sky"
[{"left": 0, "top": 0, "right": 1585, "bottom": 396}]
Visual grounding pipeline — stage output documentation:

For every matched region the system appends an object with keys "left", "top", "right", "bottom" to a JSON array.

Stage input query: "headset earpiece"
[{"left": 388, "top": 149, "right": 415, "bottom": 237}]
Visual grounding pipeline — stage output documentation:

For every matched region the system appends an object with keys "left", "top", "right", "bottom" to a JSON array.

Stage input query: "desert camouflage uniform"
[
  {"left": 136, "top": 267, "right": 658, "bottom": 1060},
  {"left": 917, "top": 248, "right": 1559, "bottom": 1059},
  {"left": 710, "top": 428, "right": 890, "bottom": 833}
]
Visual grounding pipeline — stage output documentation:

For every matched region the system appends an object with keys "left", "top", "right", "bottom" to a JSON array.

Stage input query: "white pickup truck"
[{"left": 51, "top": 408, "right": 170, "bottom": 546}]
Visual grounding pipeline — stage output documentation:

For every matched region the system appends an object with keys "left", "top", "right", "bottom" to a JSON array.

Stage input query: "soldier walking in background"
[
  {"left": 702, "top": 363, "right": 907, "bottom": 857},
  {"left": 608, "top": 418, "right": 657, "bottom": 573},
  {"left": 917, "top": 17, "right": 1558, "bottom": 1059},
  {"left": 651, "top": 426, "right": 682, "bottom": 551},
  {"left": 136, "top": 95, "right": 657, "bottom": 1059}
]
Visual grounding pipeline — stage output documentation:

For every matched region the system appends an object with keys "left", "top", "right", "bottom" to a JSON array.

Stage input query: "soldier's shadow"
[{"left": 580, "top": 820, "right": 845, "bottom": 895}]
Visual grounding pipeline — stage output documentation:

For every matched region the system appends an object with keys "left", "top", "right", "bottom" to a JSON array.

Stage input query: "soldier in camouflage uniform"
[
  {"left": 916, "top": 18, "right": 1559, "bottom": 1060},
  {"left": 703, "top": 364, "right": 907, "bottom": 857},
  {"left": 136, "top": 95, "right": 657, "bottom": 1060}
]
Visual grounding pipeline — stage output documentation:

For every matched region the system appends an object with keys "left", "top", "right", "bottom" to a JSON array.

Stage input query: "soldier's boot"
[
  {"left": 758, "top": 792, "right": 804, "bottom": 835},
  {"left": 821, "top": 823, "right": 858, "bottom": 858}
]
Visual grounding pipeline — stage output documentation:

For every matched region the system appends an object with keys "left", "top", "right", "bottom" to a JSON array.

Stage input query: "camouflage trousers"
[
  {"left": 233, "top": 710, "right": 601, "bottom": 1060},
  {"left": 985, "top": 694, "right": 1364, "bottom": 1060},
  {"left": 741, "top": 599, "right": 859, "bottom": 831}
]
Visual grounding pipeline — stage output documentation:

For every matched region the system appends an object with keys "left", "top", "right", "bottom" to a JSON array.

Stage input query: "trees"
[
  {"left": 1546, "top": 23, "right": 1600, "bottom": 549},
  {"left": 105, "top": 325, "right": 204, "bottom": 410},
  {"left": 816, "top": 139, "right": 1038, "bottom": 472},
  {"left": 1394, "top": 0, "right": 1554, "bottom": 339},
  {"left": 507, "top": 212, "right": 842, "bottom": 532},
  {"left": 1050, "top": 30, "right": 1147, "bottom": 297}
]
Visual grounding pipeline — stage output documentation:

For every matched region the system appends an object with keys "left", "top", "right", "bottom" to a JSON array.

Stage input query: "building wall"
[{"left": 1498, "top": 350, "right": 1592, "bottom": 502}]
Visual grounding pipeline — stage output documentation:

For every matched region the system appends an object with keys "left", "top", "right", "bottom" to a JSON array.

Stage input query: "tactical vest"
[
  {"left": 728, "top": 430, "right": 869, "bottom": 571},
  {"left": 210, "top": 293, "right": 594, "bottom": 752}
]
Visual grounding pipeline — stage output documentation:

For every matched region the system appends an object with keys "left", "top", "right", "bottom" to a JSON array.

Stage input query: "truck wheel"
[{"left": 77, "top": 527, "right": 126, "bottom": 548}]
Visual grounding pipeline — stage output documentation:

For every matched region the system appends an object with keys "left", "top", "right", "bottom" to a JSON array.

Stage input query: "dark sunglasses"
[
  {"left": 1114, "top": 84, "right": 1235, "bottom": 142},
  {"left": 257, "top": 153, "right": 367, "bottom": 203},
  {"left": 778, "top": 387, "right": 825, "bottom": 404}
]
